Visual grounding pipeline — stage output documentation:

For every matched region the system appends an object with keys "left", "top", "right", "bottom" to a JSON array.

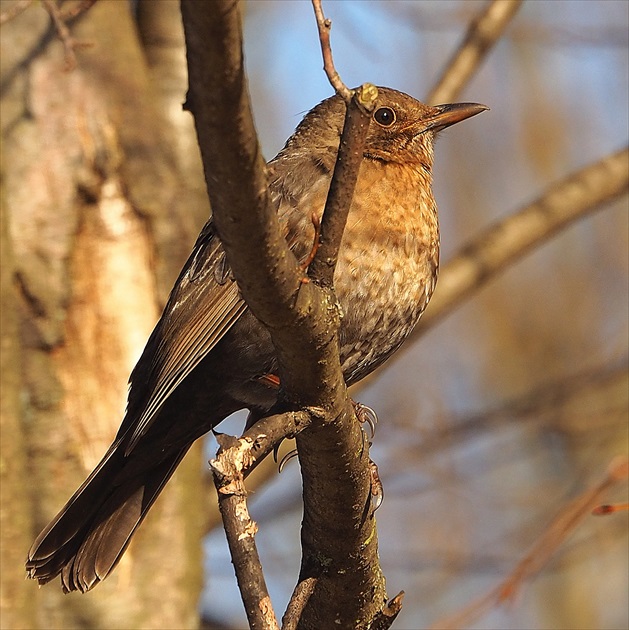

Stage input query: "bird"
[{"left": 26, "top": 87, "right": 487, "bottom": 593}]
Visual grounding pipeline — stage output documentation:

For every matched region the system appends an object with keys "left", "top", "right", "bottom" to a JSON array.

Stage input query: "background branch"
[
  {"left": 429, "top": 457, "right": 629, "bottom": 630},
  {"left": 410, "top": 146, "right": 629, "bottom": 340},
  {"left": 0, "top": 0, "right": 33, "bottom": 25},
  {"left": 427, "top": 0, "right": 523, "bottom": 104}
]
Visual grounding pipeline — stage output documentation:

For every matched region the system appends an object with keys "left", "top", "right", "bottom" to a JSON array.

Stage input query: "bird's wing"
[
  {"left": 118, "top": 162, "right": 330, "bottom": 454},
  {"left": 120, "top": 219, "right": 247, "bottom": 452}
]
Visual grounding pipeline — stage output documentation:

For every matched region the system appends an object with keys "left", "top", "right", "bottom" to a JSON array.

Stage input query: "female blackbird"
[{"left": 26, "top": 87, "right": 486, "bottom": 592}]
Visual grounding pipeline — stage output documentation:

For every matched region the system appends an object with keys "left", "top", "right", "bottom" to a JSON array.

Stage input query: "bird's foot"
[{"left": 353, "top": 401, "right": 378, "bottom": 439}]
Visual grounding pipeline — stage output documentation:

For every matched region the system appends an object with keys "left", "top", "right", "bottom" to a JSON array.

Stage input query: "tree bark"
[{"left": 1, "top": 1, "right": 208, "bottom": 627}]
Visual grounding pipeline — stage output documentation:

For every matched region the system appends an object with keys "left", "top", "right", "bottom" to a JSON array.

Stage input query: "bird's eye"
[{"left": 373, "top": 107, "right": 396, "bottom": 127}]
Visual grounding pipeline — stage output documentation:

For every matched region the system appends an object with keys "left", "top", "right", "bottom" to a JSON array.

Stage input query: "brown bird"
[{"left": 26, "top": 87, "right": 487, "bottom": 592}]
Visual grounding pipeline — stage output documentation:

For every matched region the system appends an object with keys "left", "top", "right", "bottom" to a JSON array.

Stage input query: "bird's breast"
[{"left": 334, "top": 161, "right": 440, "bottom": 384}]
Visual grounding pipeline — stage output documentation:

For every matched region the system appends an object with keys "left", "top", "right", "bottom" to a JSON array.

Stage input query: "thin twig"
[
  {"left": 370, "top": 592, "right": 405, "bottom": 630},
  {"left": 211, "top": 433, "right": 280, "bottom": 630},
  {"left": 208, "top": 411, "right": 309, "bottom": 629},
  {"left": 41, "top": 0, "right": 92, "bottom": 70},
  {"left": 592, "top": 502, "right": 629, "bottom": 515},
  {"left": 311, "top": 0, "right": 352, "bottom": 102},
  {"left": 410, "top": 146, "right": 629, "bottom": 341},
  {"left": 239, "top": 410, "right": 311, "bottom": 479},
  {"left": 0, "top": 0, "right": 33, "bottom": 25},
  {"left": 281, "top": 577, "right": 318, "bottom": 630},
  {"left": 429, "top": 456, "right": 629, "bottom": 630},
  {"left": 308, "top": 84, "right": 378, "bottom": 287},
  {"left": 60, "top": 0, "right": 98, "bottom": 21},
  {"left": 427, "top": 0, "right": 523, "bottom": 104}
]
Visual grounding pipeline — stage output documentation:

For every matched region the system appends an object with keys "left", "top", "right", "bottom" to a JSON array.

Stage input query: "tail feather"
[{"left": 27, "top": 445, "right": 190, "bottom": 593}]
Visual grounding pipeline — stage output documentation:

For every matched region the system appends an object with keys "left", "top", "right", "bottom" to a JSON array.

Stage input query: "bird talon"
[
  {"left": 353, "top": 402, "right": 378, "bottom": 439},
  {"left": 278, "top": 448, "right": 298, "bottom": 472}
]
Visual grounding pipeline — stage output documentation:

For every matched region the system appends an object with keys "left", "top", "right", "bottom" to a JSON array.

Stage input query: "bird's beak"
[{"left": 424, "top": 102, "right": 489, "bottom": 132}]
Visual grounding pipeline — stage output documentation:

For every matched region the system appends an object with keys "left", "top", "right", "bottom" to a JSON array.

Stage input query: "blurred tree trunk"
[{"left": 1, "top": 1, "right": 208, "bottom": 627}]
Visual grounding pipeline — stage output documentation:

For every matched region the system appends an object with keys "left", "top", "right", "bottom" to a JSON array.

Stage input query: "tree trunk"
[{"left": 1, "top": 1, "right": 208, "bottom": 627}]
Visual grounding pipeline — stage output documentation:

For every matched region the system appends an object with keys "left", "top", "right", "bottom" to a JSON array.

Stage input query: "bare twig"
[
  {"left": 237, "top": 410, "right": 311, "bottom": 479},
  {"left": 0, "top": 0, "right": 33, "bottom": 25},
  {"left": 208, "top": 411, "right": 309, "bottom": 629},
  {"left": 427, "top": 0, "right": 523, "bottom": 104},
  {"left": 370, "top": 592, "right": 405, "bottom": 630},
  {"left": 59, "top": 0, "right": 98, "bottom": 21},
  {"left": 311, "top": 0, "right": 352, "bottom": 102},
  {"left": 282, "top": 577, "right": 317, "bottom": 630},
  {"left": 211, "top": 433, "right": 279, "bottom": 630},
  {"left": 592, "top": 502, "right": 629, "bottom": 515},
  {"left": 41, "top": 0, "right": 93, "bottom": 70},
  {"left": 429, "top": 456, "right": 629, "bottom": 630},
  {"left": 410, "top": 146, "right": 629, "bottom": 341}
]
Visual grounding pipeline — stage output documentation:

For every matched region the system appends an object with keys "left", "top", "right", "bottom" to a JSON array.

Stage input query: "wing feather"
[
  {"left": 117, "top": 168, "right": 328, "bottom": 453},
  {"left": 120, "top": 220, "right": 247, "bottom": 452}
]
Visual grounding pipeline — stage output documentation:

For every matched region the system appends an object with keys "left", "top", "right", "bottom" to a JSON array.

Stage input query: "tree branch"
[
  {"left": 41, "top": 0, "right": 94, "bottom": 70},
  {"left": 211, "top": 432, "right": 279, "bottom": 630},
  {"left": 210, "top": 411, "right": 310, "bottom": 629},
  {"left": 282, "top": 577, "right": 317, "bottom": 630},
  {"left": 429, "top": 457, "right": 629, "bottom": 630},
  {"left": 370, "top": 592, "right": 405, "bottom": 630},
  {"left": 308, "top": 84, "right": 378, "bottom": 287},
  {"left": 410, "top": 146, "right": 629, "bottom": 340},
  {"left": 427, "top": 0, "right": 523, "bottom": 104},
  {"left": 0, "top": 0, "right": 33, "bottom": 26},
  {"left": 181, "top": 0, "right": 387, "bottom": 626},
  {"left": 311, "top": 0, "right": 352, "bottom": 102}
]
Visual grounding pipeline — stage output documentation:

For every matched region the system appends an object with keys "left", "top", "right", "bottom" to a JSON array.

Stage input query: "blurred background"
[{"left": 1, "top": 1, "right": 627, "bottom": 629}]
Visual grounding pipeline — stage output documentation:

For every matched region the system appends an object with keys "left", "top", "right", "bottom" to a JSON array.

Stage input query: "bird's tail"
[{"left": 26, "top": 443, "right": 190, "bottom": 593}]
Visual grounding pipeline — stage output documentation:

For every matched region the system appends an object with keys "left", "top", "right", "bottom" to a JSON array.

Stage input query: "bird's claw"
[
  {"left": 278, "top": 448, "right": 298, "bottom": 473},
  {"left": 353, "top": 402, "right": 378, "bottom": 439}
]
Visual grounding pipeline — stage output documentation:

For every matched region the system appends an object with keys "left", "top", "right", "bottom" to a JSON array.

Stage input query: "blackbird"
[{"left": 26, "top": 87, "right": 487, "bottom": 592}]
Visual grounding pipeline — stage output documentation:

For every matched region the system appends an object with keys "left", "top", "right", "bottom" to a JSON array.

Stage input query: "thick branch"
[
  {"left": 181, "top": 0, "right": 385, "bottom": 626},
  {"left": 427, "top": 0, "right": 523, "bottom": 105},
  {"left": 411, "top": 146, "right": 629, "bottom": 340},
  {"left": 180, "top": 0, "right": 302, "bottom": 331}
]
